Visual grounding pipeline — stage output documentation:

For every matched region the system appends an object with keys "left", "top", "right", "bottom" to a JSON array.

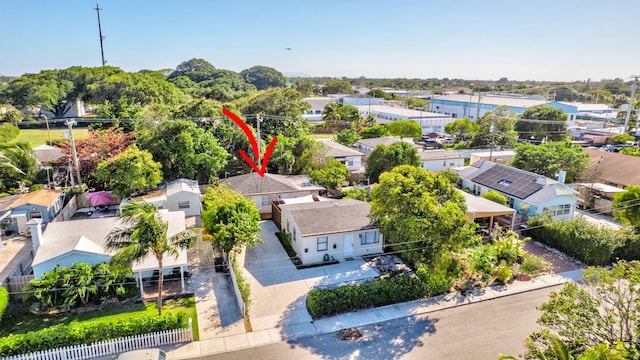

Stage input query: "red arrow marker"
[{"left": 222, "top": 108, "right": 277, "bottom": 177}]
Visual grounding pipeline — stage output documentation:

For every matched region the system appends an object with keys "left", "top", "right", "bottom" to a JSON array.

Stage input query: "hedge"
[
  {"left": 0, "top": 311, "right": 186, "bottom": 357},
  {"left": 0, "top": 287, "right": 7, "bottom": 321},
  {"left": 307, "top": 275, "right": 428, "bottom": 319},
  {"left": 528, "top": 215, "right": 632, "bottom": 266}
]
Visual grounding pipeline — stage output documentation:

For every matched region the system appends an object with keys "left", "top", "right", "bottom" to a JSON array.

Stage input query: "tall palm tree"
[
  {"left": 106, "top": 200, "right": 196, "bottom": 315},
  {"left": 321, "top": 102, "right": 342, "bottom": 136}
]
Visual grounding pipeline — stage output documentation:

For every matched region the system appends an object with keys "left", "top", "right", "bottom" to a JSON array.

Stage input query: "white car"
[{"left": 114, "top": 348, "right": 167, "bottom": 360}]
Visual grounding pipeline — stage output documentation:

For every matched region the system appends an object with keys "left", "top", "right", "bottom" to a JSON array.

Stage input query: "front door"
[{"left": 343, "top": 234, "right": 354, "bottom": 257}]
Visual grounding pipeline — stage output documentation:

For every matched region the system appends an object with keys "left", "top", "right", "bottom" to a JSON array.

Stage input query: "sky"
[{"left": 2, "top": 0, "right": 640, "bottom": 82}]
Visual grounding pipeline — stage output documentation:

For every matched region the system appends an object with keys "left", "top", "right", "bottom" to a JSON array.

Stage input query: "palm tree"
[
  {"left": 106, "top": 200, "right": 196, "bottom": 315},
  {"left": 321, "top": 102, "right": 342, "bottom": 136}
]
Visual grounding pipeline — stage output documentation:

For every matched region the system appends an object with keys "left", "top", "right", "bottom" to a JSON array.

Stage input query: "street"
[{"left": 194, "top": 285, "right": 560, "bottom": 360}]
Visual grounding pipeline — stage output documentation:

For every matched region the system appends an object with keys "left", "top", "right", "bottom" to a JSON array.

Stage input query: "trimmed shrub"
[
  {"left": 306, "top": 275, "right": 427, "bottom": 319},
  {"left": 0, "top": 311, "right": 187, "bottom": 357},
  {"left": 0, "top": 287, "right": 7, "bottom": 321}
]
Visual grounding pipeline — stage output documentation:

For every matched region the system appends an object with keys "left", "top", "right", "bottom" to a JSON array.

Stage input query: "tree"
[
  {"left": 88, "top": 72, "right": 185, "bottom": 106},
  {"left": 367, "top": 89, "right": 392, "bottom": 100},
  {"left": 511, "top": 141, "right": 589, "bottom": 182},
  {"left": 96, "top": 145, "right": 162, "bottom": 197},
  {"left": 336, "top": 128, "right": 361, "bottom": 146},
  {"left": 267, "top": 135, "right": 326, "bottom": 175},
  {"left": 322, "top": 80, "right": 353, "bottom": 95},
  {"left": 444, "top": 118, "right": 478, "bottom": 143},
  {"left": 469, "top": 106, "right": 518, "bottom": 149},
  {"left": 2, "top": 108, "right": 24, "bottom": 126},
  {"left": 481, "top": 190, "right": 507, "bottom": 205},
  {"left": 0, "top": 144, "right": 39, "bottom": 192},
  {"left": 320, "top": 102, "right": 360, "bottom": 134},
  {"left": 136, "top": 120, "right": 229, "bottom": 183},
  {"left": 522, "top": 261, "right": 640, "bottom": 358},
  {"left": 516, "top": 104, "right": 568, "bottom": 141},
  {"left": 365, "top": 142, "right": 420, "bottom": 183},
  {"left": 614, "top": 185, "right": 640, "bottom": 232},
  {"left": 0, "top": 287, "right": 8, "bottom": 321},
  {"left": 310, "top": 158, "right": 350, "bottom": 190},
  {"left": 0, "top": 124, "right": 19, "bottom": 143},
  {"left": 201, "top": 185, "right": 262, "bottom": 254},
  {"left": 96, "top": 96, "right": 143, "bottom": 120},
  {"left": 106, "top": 200, "right": 197, "bottom": 315},
  {"left": 387, "top": 120, "right": 422, "bottom": 139},
  {"left": 240, "top": 66, "right": 286, "bottom": 90},
  {"left": 359, "top": 125, "right": 389, "bottom": 139},
  {"left": 370, "top": 165, "right": 477, "bottom": 266},
  {"left": 168, "top": 58, "right": 216, "bottom": 81},
  {"left": 175, "top": 98, "right": 223, "bottom": 119},
  {"left": 295, "top": 80, "right": 314, "bottom": 97}
]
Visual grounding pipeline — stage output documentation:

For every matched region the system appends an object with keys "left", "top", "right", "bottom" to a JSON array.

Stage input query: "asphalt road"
[{"left": 194, "top": 285, "right": 561, "bottom": 360}]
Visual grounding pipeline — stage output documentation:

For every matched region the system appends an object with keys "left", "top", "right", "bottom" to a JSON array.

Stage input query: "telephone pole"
[
  {"left": 624, "top": 76, "right": 638, "bottom": 134},
  {"left": 66, "top": 120, "right": 83, "bottom": 192},
  {"left": 256, "top": 114, "right": 263, "bottom": 169},
  {"left": 95, "top": 3, "right": 106, "bottom": 66}
]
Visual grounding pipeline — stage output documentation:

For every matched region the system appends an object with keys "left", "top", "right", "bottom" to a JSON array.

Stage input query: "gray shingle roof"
[
  {"left": 220, "top": 173, "right": 324, "bottom": 196},
  {"left": 318, "top": 140, "right": 365, "bottom": 157},
  {"left": 280, "top": 198, "right": 373, "bottom": 236}
]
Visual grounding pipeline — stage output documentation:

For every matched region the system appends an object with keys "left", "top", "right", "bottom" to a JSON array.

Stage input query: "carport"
[{"left": 458, "top": 190, "right": 516, "bottom": 231}]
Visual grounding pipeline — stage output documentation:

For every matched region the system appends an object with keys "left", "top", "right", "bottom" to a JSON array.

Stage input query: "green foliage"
[
  {"left": 240, "top": 65, "right": 286, "bottom": 90},
  {"left": 614, "top": 185, "right": 640, "bottom": 232},
  {"left": 525, "top": 261, "right": 640, "bottom": 358},
  {"left": 96, "top": 96, "right": 143, "bottom": 121},
  {"left": 386, "top": 120, "right": 422, "bottom": 139},
  {"left": 0, "top": 144, "right": 39, "bottom": 193},
  {"left": 336, "top": 128, "right": 361, "bottom": 146},
  {"left": 366, "top": 89, "right": 392, "bottom": 100},
  {"left": 0, "top": 311, "right": 187, "bottom": 357},
  {"left": 494, "top": 260, "right": 513, "bottom": 284},
  {"left": 321, "top": 79, "right": 354, "bottom": 95},
  {"left": 0, "top": 124, "right": 19, "bottom": 143},
  {"left": 88, "top": 72, "right": 185, "bottom": 107},
  {"left": 516, "top": 104, "right": 568, "bottom": 141},
  {"left": 268, "top": 135, "right": 326, "bottom": 175},
  {"left": 365, "top": 142, "right": 420, "bottom": 183},
  {"left": 512, "top": 141, "right": 589, "bottom": 182},
  {"left": 469, "top": 106, "right": 519, "bottom": 148},
  {"left": 358, "top": 125, "right": 389, "bottom": 139},
  {"left": 370, "top": 165, "right": 477, "bottom": 266},
  {"left": 1, "top": 109, "right": 24, "bottom": 125},
  {"left": 520, "top": 253, "right": 551, "bottom": 276},
  {"left": 342, "top": 187, "right": 369, "bottom": 202},
  {"left": 621, "top": 147, "right": 640, "bottom": 157},
  {"left": 306, "top": 275, "right": 427, "bottom": 318},
  {"left": 444, "top": 118, "right": 478, "bottom": 142},
  {"left": 528, "top": 214, "right": 629, "bottom": 265},
  {"left": 136, "top": 120, "right": 228, "bottom": 183},
  {"left": 611, "top": 133, "right": 634, "bottom": 144},
  {"left": 321, "top": 102, "right": 360, "bottom": 133},
  {"left": 201, "top": 185, "right": 262, "bottom": 254},
  {"left": 96, "top": 145, "right": 162, "bottom": 197},
  {"left": 0, "top": 287, "right": 8, "bottom": 321},
  {"left": 465, "top": 245, "right": 497, "bottom": 274},
  {"left": 481, "top": 190, "right": 508, "bottom": 205},
  {"left": 229, "top": 252, "right": 251, "bottom": 315},
  {"left": 310, "top": 157, "right": 350, "bottom": 190}
]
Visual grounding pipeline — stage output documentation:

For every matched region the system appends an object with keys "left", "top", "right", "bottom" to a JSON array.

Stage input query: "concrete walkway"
[{"left": 162, "top": 269, "right": 583, "bottom": 359}]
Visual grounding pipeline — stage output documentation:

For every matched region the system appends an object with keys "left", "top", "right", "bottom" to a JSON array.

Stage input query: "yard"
[
  {"left": 14, "top": 128, "right": 90, "bottom": 147},
  {"left": 0, "top": 296, "right": 200, "bottom": 340}
]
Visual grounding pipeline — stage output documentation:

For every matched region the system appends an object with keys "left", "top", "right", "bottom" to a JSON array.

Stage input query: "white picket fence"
[{"left": 1, "top": 319, "right": 193, "bottom": 360}]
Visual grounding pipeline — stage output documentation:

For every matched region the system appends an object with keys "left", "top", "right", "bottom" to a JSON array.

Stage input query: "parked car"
[
  {"left": 417, "top": 138, "right": 443, "bottom": 149},
  {"left": 114, "top": 349, "right": 167, "bottom": 360}
]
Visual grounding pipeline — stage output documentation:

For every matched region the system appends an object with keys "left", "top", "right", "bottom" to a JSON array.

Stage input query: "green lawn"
[
  {"left": 14, "top": 128, "right": 90, "bottom": 147},
  {"left": 1, "top": 296, "right": 200, "bottom": 340}
]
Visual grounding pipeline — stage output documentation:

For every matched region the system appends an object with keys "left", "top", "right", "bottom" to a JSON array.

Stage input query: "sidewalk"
[{"left": 162, "top": 269, "right": 583, "bottom": 359}]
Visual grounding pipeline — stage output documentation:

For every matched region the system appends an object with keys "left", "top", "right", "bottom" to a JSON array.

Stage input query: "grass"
[
  {"left": 520, "top": 253, "right": 552, "bottom": 276},
  {"left": 14, "top": 128, "right": 90, "bottom": 147},
  {"left": 309, "top": 133, "right": 335, "bottom": 139},
  {"left": 1, "top": 296, "right": 200, "bottom": 341}
]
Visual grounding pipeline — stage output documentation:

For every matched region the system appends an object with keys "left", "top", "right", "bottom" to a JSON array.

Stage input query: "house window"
[
  {"left": 262, "top": 196, "right": 270, "bottom": 206},
  {"left": 450, "top": 162, "right": 455, "bottom": 166},
  {"left": 29, "top": 211, "right": 42, "bottom": 219},
  {"left": 498, "top": 179, "right": 512, "bottom": 186},
  {"left": 317, "top": 236, "right": 328, "bottom": 251},
  {"left": 443, "top": 161, "right": 446, "bottom": 166},
  {"left": 472, "top": 184, "right": 480, "bottom": 196},
  {"left": 543, "top": 204, "right": 572, "bottom": 216},
  {"left": 178, "top": 201, "right": 190, "bottom": 209},
  {"left": 359, "top": 231, "right": 379, "bottom": 245},
  {"left": 348, "top": 159, "right": 354, "bottom": 166},
  {"left": 508, "top": 197, "right": 515, "bottom": 208}
]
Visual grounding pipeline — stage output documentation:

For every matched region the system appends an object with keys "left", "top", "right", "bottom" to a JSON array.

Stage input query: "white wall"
[
  {"left": 422, "top": 158, "right": 465, "bottom": 172},
  {"left": 167, "top": 192, "right": 201, "bottom": 217}
]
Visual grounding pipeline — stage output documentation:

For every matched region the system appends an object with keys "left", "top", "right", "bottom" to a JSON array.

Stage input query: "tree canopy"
[
  {"left": 370, "top": 165, "right": 477, "bottom": 266},
  {"left": 511, "top": 141, "right": 589, "bottom": 182},
  {"left": 387, "top": 120, "right": 422, "bottom": 139},
  {"left": 240, "top": 66, "right": 286, "bottom": 90},
  {"left": 201, "top": 185, "right": 262, "bottom": 254},
  {"left": 614, "top": 185, "right": 640, "bottom": 232},
  {"left": 469, "top": 106, "right": 519, "bottom": 149},
  {"left": 96, "top": 145, "right": 162, "bottom": 197},
  {"left": 516, "top": 104, "right": 568, "bottom": 141},
  {"left": 444, "top": 118, "right": 478, "bottom": 142},
  {"left": 322, "top": 80, "right": 353, "bottom": 95},
  {"left": 310, "top": 157, "right": 350, "bottom": 190},
  {"left": 365, "top": 142, "right": 420, "bottom": 183}
]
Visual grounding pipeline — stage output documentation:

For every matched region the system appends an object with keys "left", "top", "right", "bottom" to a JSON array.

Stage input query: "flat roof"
[
  {"left": 357, "top": 105, "right": 450, "bottom": 119},
  {"left": 431, "top": 94, "right": 547, "bottom": 109}
]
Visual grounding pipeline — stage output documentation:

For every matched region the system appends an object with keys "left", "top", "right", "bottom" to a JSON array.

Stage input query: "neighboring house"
[
  {"left": 40, "top": 99, "right": 86, "bottom": 118},
  {"left": 584, "top": 148, "right": 640, "bottom": 187},
  {"left": 0, "top": 189, "right": 64, "bottom": 235},
  {"left": 220, "top": 173, "right": 325, "bottom": 219},
  {"left": 574, "top": 182, "right": 626, "bottom": 215},
  {"left": 457, "top": 161, "right": 579, "bottom": 220},
  {"left": 420, "top": 150, "right": 464, "bottom": 172},
  {"left": 356, "top": 105, "right": 454, "bottom": 134},
  {"left": 469, "top": 150, "right": 516, "bottom": 165},
  {"left": 355, "top": 136, "right": 421, "bottom": 154},
  {"left": 27, "top": 210, "right": 190, "bottom": 291},
  {"left": 302, "top": 97, "right": 336, "bottom": 121},
  {"left": 318, "top": 139, "right": 365, "bottom": 172},
  {"left": 279, "top": 198, "right": 382, "bottom": 264},
  {"left": 130, "top": 178, "right": 201, "bottom": 217},
  {"left": 458, "top": 189, "right": 516, "bottom": 230}
]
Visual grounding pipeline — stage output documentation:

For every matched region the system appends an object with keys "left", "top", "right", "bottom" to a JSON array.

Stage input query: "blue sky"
[{"left": 2, "top": 0, "right": 639, "bottom": 81}]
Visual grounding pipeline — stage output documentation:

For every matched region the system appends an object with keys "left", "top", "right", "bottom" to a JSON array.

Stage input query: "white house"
[
  {"left": 354, "top": 136, "right": 421, "bottom": 154},
  {"left": 220, "top": 173, "right": 325, "bottom": 219},
  {"left": 302, "top": 97, "right": 335, "bottom": 121},
  {"left": 27, "top": 210, "right": 190, "bottom": 291},
  {"left": 419, "top": 150, "right": 464, "bottom": 172},
  {"left": 318, "top": 140, "right": 365, "bottom": 172},
  {"left": 279, "top": 198, "right": 382, "bottom": 264},
  {"left": 132, "top": 178, "right": 201, "bottom": 217},
  {"left": 457, "top": 161, "right": 579, "bottom": 220},
  {"left": 356, "top": 105, "right": 454, "bottom": 134}
]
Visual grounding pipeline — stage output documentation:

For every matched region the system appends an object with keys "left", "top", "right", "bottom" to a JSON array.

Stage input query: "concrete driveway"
[{"left": 242, "top": 221, "right": 379, "bottom": 333}]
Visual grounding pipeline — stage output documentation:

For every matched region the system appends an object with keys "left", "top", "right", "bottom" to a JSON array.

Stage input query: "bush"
[
  {"left": 528, "top": 214, "right": 627, "bottom": 265},
  {"left": 0, "top": 311, "right": 187, "bottom": 357},
  {"left": 465, "top": 245, "right": 496, "bottom": 274},
  {"left": 306, "top": 275, "right": 427, "bottom": 318},
  {"left": 0, "top": 287, "right": 7, "bottom": 321},
  {"left": 494, "top": 261, "right": 513, "bottom": 284},
  {"left": 520, "top": 254, "right": 551, "bottom": 276},
  {"left": 230, "top": 253, "right": 251, "bottom": 315}
]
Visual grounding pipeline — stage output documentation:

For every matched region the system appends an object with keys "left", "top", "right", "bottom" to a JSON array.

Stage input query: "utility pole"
[
  {"left": 66, "top": 120, "right": 83, "bottom": 192},
  {"left": 488, "top": 115, "right": 496, "bottom": 162},
  {"left": 475, "top": 92, "right": 482, "bottom": 120},
  {"left": 95, "top": 3, "right": 106, "bottom": 66},
  {"left": 40, "top": 115, "right": 52, "bottom": 144},
  {"left": 624, "top": 76, "right": 638, "bottom": 134},
  {"left": 256, "top": 114, "right": 263, "bottom": 169}
]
